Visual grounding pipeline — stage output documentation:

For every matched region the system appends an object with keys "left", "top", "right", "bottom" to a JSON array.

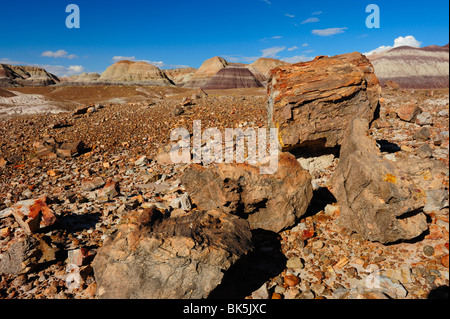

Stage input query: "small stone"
[
  {"left": 423, "top": 245, "right": 434, "bottom": 257},
  {"left": 376, "top": 275, "right": 408, "bottom": 298},
  {"left": 81, "top": 177, "right": 105, "bottom": 191},
  {"left": 47, "top": 169, "right": 62, "bottom": 177},
  {"left": 425, "top": 275, "right": 437, "bottom": 285},
  {"left": 412, "top": 127, "right": 431, "bottom": 141},
  {"left": 401, "top": 145, "right": 414, "bottom": 153},
  {"left": 2, "top": 197, "right": 57, "bottom": 234},
  {"left": 312, "top": 240, "right": 324, "bottom": 250},
  {"left": 441, "top": 255, "right": 449, "bottom": 268},
  {"left": 0, "top": 227, "right": 10, "bottom": 237},
  {"left": 424, "top": 189, "right": 449, "bottom": 212},
  {"left": 274, "top": 285, "right": 286, "bottom": 294},
  {"left": 56, "top": 141, "right": 85, "bottom": 158},
  {"left": 283, "top": 287, "right": 300, "bottom": 299},
  {"left": 284, "top": 274, "right": 300, "bottom": 287},
  {"left": 286, "top": 257, "right": 304, "bottom": 270},
  {"left": 271, "top": 293, "right": 283, "bottom": 299},
  {"left": 98, "top": 180, "right": 120, "bottom": 201},
  {"left": 396, "top": 103, "right": 421, "bottom": 122},
  {"left": 134, "top": 156, "right": 148, "bottom": 166},
  {"left": 324, "top": 204, "right": 339, "bottom": 217},
  {"left": 416, "top": 112, "right": 433, "bottom": 125},
  {"left": 346, "top": 267, "right": 358, "bottom": 278},
  {"left": 334, "top": 257, "right": 349, "bottom": 270},
  {"left": 0, "top": 157, "right": 8, "bottom": 168},
  {"left": 299, "top": 290, "right": 315, "bottom": 299},
  {"left": 251, "top": 283, "right": 269, "bottom": 299},
  {"left": 416, "top": 144, "right": 433, "bottom": 159}
]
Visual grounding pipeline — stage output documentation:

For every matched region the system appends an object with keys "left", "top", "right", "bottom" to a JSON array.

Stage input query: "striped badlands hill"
[
  {"left": 99, "top": 60, "right": 174, "bottom": 86},
  {"left": 0, "top": 64, "right": 60, "bottom": 87},
  {"left": 202, "top": 64, "right": 263, "bottom": 90},
  {"left": 367, "top": 44, "right": 449, "bottom": 89}
]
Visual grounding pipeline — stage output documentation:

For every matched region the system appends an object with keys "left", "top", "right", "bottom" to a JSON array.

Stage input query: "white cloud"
[
  {"left": 112, "top": 56, "right": 137, "bottom": 62},
  {"left": 311, "top": 11, "right": 322, "bottom": 15},
  {"left": 285, "top": 13, "right": 295, "bottom": 18},
  {"left": 363, "top": 35, "right": 422, "bottom": 56},
  {"left": 394, "top": 35, "right": 422, "bottom": 48},
  {"left": 281, "top": 55, "right": 315, "bottom": 64},
  {"left": 302, "top": 43, "right": 309, "bottom": 47},
  {"left": 312, "top": 27, "right": 347, "bottom": 36},
  {"left": 301, "top": 17, "right": 320, "bottom": 24},
  {"left": 260, "top": 0, "right": 271, "bottom": 4},
  {"left": 67, "top": 65, "right": 85, "bottom": 74},
  {"left": 287, "top": 46, "right": 299, "bottom": 51},
  {"left": 41, "top": 50, "right": 77, "bottom": 59},
  {"left": 0, "top": 58, "right": 24, "bottom": 65},
  {"left": 261, "top": 46, "right": 287, "bottom": 58}
]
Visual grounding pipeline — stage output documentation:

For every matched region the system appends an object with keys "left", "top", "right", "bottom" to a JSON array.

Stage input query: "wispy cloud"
[
  {"left": 281, "top": 55, "right": 315, "bottom": 64},
  {"left": 287, "top": 46, "right": 298, "bottom": 51},
  {"left": 311, "top": 11, "right": 322, "bottom": 15},
  {"left": 261, "top": 46, "right": 287, "bottom": 58},
  {"left": 41, "top": 50, "right": 77, "bottom": 59},
  {"left": 0, "top": 58, "right": 24, "bottom": 65},
  {"left": 301, "top": 17, "right": 320, "bottom": 24},
  {"left": 260, "top": 0, "right": 271, "bottom": 5},
  {"left": 111, "top": 56, "right": 189, "bottom": 69},
  {"left": 285, "top": 13, "right": 295, "bottom": 18},
  {"left": 261, "top": 36, "right": 283, "bottom": 42},
  {"left": 302, "top": 43, "right": 309, "bottom": 47},
  {"left": 312, "top": 27, "right": 348, "bottom": 36}
]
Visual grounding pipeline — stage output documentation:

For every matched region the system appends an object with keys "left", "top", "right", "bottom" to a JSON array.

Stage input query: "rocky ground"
[{"left": 0, "top": 86, "right": 448, "bottom": 299}]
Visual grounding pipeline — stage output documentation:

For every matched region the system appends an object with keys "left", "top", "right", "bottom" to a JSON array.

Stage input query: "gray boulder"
[
  {"left": 331, "top": 117, "right": 428, "bottom": 244},
  {"left": 92, "top": 208, "right": 253, "bottom": 299}
]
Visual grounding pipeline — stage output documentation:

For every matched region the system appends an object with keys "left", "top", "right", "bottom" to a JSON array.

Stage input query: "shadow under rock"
[
  {"left": 428, "top": 286, "right": 450, "bottom": 299},
  {"left": 55, "top": 212, "right": 101, "bottom": 234},
  {"left": 208, "top": 229, "right": 287, "bottom": 299},
  {"left": 376, "top": 139, "right": 401, "bottom": 153},
  {"left": 302, "top": 187, "right": 337, "bottom": 219}
]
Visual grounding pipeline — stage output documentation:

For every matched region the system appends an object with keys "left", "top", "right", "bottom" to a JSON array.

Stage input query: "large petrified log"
[{"left": 267, "top": 52, "right": 381, "bottom": 150}]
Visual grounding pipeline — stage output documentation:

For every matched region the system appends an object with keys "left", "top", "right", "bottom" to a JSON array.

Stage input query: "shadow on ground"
[{"left": 208, "top": 229, "right": 287, "bottom": 299}]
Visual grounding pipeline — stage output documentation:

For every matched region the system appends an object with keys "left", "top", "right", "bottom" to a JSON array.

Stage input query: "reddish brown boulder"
[
  {"left": 181, "top": 152, "right": 313, "bottom": 233},
  {"left": 267, "top": 52, "right": 381, "bottom": 150},
  {"left": 0, "top": 197, "right": 57, "bottom": 234},
  {"left": 396, "top": 101, "right": 422, "bottom": 122}
]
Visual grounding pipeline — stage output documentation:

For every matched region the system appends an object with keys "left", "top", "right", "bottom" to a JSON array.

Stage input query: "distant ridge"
[
  {"left": 0, "top": 64, "right": 60, "bottom": 87},
  {"left": 367, "top": 44, "right": 449, "bottom": 89},
  {"left": 99, "top": 60, "right": 174, "bottom": 86}
]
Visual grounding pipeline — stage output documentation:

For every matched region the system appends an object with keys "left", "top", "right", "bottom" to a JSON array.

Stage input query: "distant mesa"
[
  {"left": 98, "top": 60, "right": 175, "bottom": 86},
  {"left": 183, "top": 56, "right": 229, "bottom": 89},
  {"left": 367, "top": 43, "right": 449, "bottom": 89},
  {"left": 248, "top": 58, "right": 290, "bottom": 86},
  {"left": 164, "top": 68, "right": 197, "bottom": 86},
  {"left": 59, "top": 72, "right": 101, "bottom": 84},
  {"left": 0, "top": 64, "right": 60, "bottom": 88},
  {"left": 183, "top": 56, "right": 291, "bottom": 89}
]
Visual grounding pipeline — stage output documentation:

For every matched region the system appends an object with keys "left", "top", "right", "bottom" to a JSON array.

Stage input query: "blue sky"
[{"left": 0, "top": 0, "right": 448, "bottom": 76}]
